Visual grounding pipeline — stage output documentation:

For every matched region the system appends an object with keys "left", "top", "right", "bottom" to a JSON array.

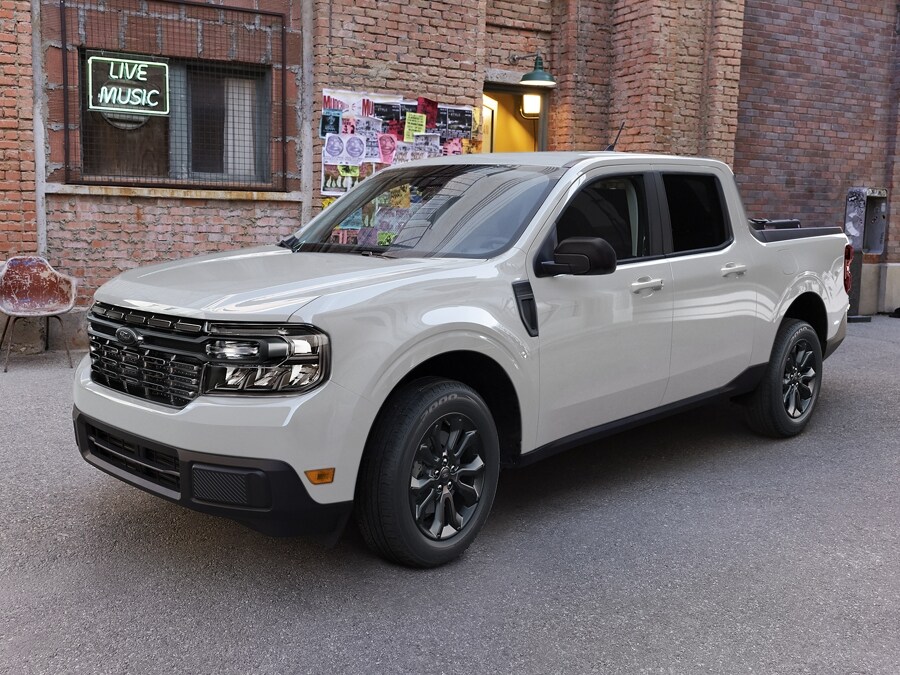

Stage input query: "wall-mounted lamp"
[
  {"left": 520, "top": 94, "right": 542, "bottom": 119},
  {"left": 508, "top": 52, "right": 557, "bottom": 88}
]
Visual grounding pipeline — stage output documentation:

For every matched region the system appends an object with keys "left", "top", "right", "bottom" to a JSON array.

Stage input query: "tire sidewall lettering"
[{"left": 420, "top": 393, "right": 459, "bottom": 423}]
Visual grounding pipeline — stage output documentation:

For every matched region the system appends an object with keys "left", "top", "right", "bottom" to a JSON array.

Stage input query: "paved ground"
[{"left": 0, "top": 317, "right": 898, "bottom": 674}]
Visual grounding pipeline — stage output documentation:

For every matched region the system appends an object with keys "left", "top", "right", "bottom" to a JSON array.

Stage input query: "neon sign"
[{"left": 87, "top": 53, "right": 169, "bottom": 116}]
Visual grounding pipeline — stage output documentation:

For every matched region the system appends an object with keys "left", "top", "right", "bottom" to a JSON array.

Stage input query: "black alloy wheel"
[
  {"left": 409, "top": 414, "right": 486, "bottom": 541},
  {"left": 355, "top": 377, "right": 500, "bottom": 567},
  {"left": 782, "top": 337, "right": 817, "bottom": 419}
]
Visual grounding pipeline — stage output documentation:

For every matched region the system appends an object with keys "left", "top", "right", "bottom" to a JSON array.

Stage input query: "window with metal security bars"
[{"left": 61, "top": 0, "right": 286, "bottom": 190}]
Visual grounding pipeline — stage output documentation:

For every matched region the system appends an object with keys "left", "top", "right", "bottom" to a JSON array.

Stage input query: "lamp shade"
[{"left": 519, "top": 55, "right": 557, "bottom": 88}]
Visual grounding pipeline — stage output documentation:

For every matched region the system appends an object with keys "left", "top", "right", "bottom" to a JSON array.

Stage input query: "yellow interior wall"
[{"left": 485, "top": 91, "right": 537, "bottom": 153}]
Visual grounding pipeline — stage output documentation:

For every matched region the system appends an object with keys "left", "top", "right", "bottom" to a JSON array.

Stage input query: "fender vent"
[{"left": 512, "top": 281, "right": 539, "bottom": 337}]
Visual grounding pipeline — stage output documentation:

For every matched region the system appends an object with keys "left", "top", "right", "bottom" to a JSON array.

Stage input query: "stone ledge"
[{"left": 45, "top": 183, "right": 305, "bottom": 203}]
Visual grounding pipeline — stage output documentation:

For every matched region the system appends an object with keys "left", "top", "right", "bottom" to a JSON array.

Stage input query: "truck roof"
[{"left": 399, "top": 151, "right": 733, "bottom": 172}]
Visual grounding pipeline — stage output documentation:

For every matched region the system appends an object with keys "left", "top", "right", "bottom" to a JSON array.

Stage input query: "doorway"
[{"left": 482, "top": 86, "right": 548, "bottom": 153}]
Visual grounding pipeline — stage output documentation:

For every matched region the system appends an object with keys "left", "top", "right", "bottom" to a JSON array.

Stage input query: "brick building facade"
[
  {"left": 2, "top": 0, "right": 899, "bottom": 350},
  {"left": 734, "top": 0, "right": 900, "bottom": 313}
]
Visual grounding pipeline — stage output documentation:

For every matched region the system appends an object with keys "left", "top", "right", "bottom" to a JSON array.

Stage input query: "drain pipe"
[{"left": 31, "top": 0, "right": 48, "bottom": 256}]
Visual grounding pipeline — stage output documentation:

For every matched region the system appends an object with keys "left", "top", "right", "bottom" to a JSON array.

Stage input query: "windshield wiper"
[
  {"left": 278, "top": 238, "right": 394, "bottom": 257},
  {"left": 356, "top": 246, "right": 394, "bottom": 258},
  {"left": 277, "top": 234, "right": 300, "bottom": 251}
]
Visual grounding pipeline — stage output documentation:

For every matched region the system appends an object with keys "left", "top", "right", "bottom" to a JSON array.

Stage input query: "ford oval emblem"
[{"left": 115, "top": 327, "right": 142, "bottom": 346}]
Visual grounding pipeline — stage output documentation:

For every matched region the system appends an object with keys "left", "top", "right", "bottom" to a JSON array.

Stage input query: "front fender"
[{"left": 350, "top": 315, "right": 539, "bottom": 454}]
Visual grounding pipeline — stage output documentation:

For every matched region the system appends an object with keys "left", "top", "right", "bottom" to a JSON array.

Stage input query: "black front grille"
[
  {"left": 85, "top": 423, "right": 181, "bottom": 494},
  {"left": 88, "top": 303, "right": 207, "bottom": 408}
]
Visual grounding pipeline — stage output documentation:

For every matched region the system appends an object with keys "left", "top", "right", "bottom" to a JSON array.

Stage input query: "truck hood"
[{"left": 94, "top": 246, "right": 480, "bottom": 322}]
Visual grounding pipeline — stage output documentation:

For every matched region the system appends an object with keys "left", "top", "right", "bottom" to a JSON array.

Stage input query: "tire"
[
  {"left": 355, "top": 377, "right": 501, "bottom": 567},
  {"left": 745, "top": 319, "right": 823, "bottom": 438}
]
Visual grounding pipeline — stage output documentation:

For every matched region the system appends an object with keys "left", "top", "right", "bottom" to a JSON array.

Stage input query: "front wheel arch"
[{"left": 391, "top": 350, "right": 522, "bottom": 467}]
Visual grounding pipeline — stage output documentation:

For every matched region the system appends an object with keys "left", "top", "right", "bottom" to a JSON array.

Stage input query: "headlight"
[{"left": 202, "top": 324, "right": 329, "bottom": 395}]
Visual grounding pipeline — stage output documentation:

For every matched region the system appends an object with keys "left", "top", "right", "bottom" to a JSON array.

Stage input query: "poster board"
[{"left": 320, "top": 88, "right": 478, "bottom": 197}]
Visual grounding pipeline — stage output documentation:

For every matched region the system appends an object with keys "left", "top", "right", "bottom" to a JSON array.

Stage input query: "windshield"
[{"left": 289, "top": 164, "right": 564, "bottom": 258}]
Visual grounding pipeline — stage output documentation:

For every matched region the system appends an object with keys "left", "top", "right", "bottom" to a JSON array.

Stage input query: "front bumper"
[
  {"left": 73, "top": 352, "right": 379, "bottom": 535},
  {"left": 74, "top": 408, "right": 352, "bottom": 536}
]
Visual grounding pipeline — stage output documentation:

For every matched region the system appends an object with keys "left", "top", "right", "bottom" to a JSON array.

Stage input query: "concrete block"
[
  {"left": 0, "top": 307, "right": 89, "bottom": 355},
  {"left": 860, "top": 263, "right": 880, "bottom": 315},
  {"left": 878, "top": 263, "right": 900, "bottom": 314},
  {"left": 0, "top": 313, "right": 45, "bottom": 356}
]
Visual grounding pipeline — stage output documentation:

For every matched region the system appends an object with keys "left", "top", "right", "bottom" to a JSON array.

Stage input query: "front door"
[{"left": 530, "top": 172, "right": 674, "bottom": 446}]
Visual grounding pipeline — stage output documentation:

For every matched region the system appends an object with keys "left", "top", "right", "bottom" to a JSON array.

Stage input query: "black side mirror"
[{"left": 538, "top": 236, "right": 617, "bottom": 276}]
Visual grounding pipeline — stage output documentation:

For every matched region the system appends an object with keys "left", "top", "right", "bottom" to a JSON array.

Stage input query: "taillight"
[{"left": 843, "top": 244, "right": 853, "bottom": 294}]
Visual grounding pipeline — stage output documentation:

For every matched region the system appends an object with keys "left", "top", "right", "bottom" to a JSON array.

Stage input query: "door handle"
[
  {"left": 721, "top": 263, "right": 747, "bottom": 277},
  {"left": 631, "top": 277, "right": 664, "bottom": 293}
]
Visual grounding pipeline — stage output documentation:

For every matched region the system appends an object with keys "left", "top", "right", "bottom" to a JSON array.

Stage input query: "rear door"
[
  {"left": 529, "top": 170, "right": 674, "bottom": 446},
  {"left": 652, "top": 167, "right": 757, "bottom": 404}
]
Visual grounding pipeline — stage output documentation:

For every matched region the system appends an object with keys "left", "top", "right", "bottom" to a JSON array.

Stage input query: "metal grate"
[
  {"left": 60, "top": 0, "right": 286, "bottom": 190},
  {"left": 86, "top": 423, "right": 181, "bottom": 494},
  {"left": 88, "top": 302, "right": 206, "bottom": 408}
]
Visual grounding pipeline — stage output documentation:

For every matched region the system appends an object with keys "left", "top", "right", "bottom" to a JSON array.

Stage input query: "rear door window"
[{"left": 662, "top": 174, "right": 731, "bottom": 253}]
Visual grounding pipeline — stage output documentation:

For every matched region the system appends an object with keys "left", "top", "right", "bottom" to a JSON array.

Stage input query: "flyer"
[
  {"left": 322, "top": 133, "right": 367, "bottom": 165},
  {"left": 377, "top": 133, "right": 398, "bottom": 164},
  {"left": 442, "top": 137, "right": 463, "bottom": 155},
  {"left": 437, "top": 106, "right": 474, "bottom": 141},
  {"left": 413, "top": 133, "right": 442, "bottom": 160},
  {"left": 393, "top": 141, "right": 415, "bottom": 164},
  {"left": 417, "top": 97, "right": 439, "bottom": 129},
  {"left": 319, "top": 108, "right": 342, "bottom": 138},
  {"left": 373, "top": 101, "right": 417, "bottom": 140},
  {"left": 321, "top": 162, "right": 374, "bottom": 196},
  {"left": 340, "top": 116, "right": 357, "bottom": 135},
  {"left": 355, "top": 116, "right": 385, "bottom": 162},
  {"left": 355, "top": 116, "right": 384, "bottom": 134},
  {"left": 403, "top": 112, "right": 427, "bottom": 142}
]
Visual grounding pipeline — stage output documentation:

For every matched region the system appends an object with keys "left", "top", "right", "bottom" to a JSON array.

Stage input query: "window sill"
[{"left": 45, "top": 183, "right": 304, "bottom": 203}]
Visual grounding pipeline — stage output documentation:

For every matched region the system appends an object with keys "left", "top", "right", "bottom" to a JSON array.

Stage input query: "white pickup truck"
[{"left": 74, "top": 152, "right": 851, "bottom": 567}]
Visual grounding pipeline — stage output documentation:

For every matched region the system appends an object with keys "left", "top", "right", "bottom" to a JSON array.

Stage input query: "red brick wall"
[
  {"left": 0, "top": 0, "right": 37, "bottom": 257},
  {"left": 548, "top": 0, "right": 611, "bottom": 151},
  {"left": 486, "top": 0, "right": 552, "bottom": 77},
  {"left": 315, "top": 1, "right": 486, "bottom": 106},
  {"left": 734, "top": 0, "right": 897, "bottom": 253},
  {"left": 886, "top": 50, "right": 900, "bottom": 265},
  {"left": 608, "top": 0, "right": 663, "bottom": 152},
  {"left": 46, "top": 193, "right": 297, "bottom": 304},
  {"left": 606, "top": 0, "right": 743, "bottom": 163},
  {"left": 34, "top": 0, "right": 899, "bottom": 300}
]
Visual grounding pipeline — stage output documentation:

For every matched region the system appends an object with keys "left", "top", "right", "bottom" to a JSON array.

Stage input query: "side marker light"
[{"left": 305, "top": 468, "right": 335, "bottom": 485}]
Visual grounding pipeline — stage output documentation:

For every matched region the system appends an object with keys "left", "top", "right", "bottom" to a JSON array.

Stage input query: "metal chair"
[{"left": 0, "top": 255, "right": 77, "bottom": 372}]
